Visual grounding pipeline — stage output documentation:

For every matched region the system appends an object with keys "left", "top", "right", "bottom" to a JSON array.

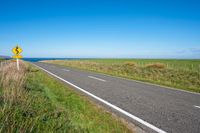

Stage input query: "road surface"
[{"left": 33, "top": 62, "right": 200, "bottom": 133}]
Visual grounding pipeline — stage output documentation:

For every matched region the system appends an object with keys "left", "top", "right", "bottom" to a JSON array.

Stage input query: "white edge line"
[
  {"left": 32, "top": 63, "right": 167, "bottom": 133},
  {"left": 88, "top": 76, "right": 106, "bottom": 82},
  {"left": 194, "top": 105, "right": 200, "bottom": 109}
]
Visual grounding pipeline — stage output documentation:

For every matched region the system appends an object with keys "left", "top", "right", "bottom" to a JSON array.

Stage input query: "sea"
[{"left": 22, "top": 58, "right": 81, "bottom": 62}]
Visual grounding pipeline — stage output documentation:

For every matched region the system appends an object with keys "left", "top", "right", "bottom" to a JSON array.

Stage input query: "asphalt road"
[{"left": 33, "top": 62, "right": 200, "bottom": 133}]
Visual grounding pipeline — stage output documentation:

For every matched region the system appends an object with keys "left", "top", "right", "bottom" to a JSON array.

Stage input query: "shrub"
[
  {"left": 123, "top": 62, "right": 136, "bottom": 67},
  {"left": 145, "top": 63, "right": 166, "bottom": 69}
]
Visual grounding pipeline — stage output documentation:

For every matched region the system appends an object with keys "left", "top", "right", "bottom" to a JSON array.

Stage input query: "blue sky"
[{"left": 0, "top": 0, "right": 200, "bottom": 58}]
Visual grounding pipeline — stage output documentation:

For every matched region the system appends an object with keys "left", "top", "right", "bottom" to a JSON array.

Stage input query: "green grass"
[
  {"left": 42, "top": 59, "right": 200, "bottom": 93},
  {"left": 0, "top": 62, "right": 132, "bottom": 133},
  {"left": 81, "top": 59, "right": 200, "bottom": 72}
]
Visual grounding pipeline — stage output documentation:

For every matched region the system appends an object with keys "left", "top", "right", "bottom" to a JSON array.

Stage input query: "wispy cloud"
[
  {"left": 176, "top": 50, "right": 187, "bottom": 54},
  {"left": 189, "top": 48, "right": 200, "bottom": 53},
  {"left": 177, "top": 48, "right": 200, "bottom": 54}
]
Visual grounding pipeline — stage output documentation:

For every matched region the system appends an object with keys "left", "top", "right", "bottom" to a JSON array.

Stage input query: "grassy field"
[
  {"left": 0, "top": 61, "right": 133, "bottom": 133},
  {"left": 81, "top": 59, "right": 200, "bottom": 72},
  {"left": 42, "top": 59, "right": 200, "bottom": 93}
]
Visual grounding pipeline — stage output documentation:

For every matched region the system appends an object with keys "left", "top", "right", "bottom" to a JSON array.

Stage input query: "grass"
[
  {"left": 42, "top": 59, "right": 200, "bottom": 93},
  {"left": 81, "top": 59, "right": 200, "bottom": 72},
  {"left": 0, "top": 61, "right": 133, "bottom": 133},
  {"left": 0, "top": 59, "right": 4, "bottom": 62}
]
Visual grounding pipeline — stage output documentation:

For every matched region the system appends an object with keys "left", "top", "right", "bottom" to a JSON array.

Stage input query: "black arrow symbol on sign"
[{"left": 15, "top": 46, "right": 19, "bottom": 54}]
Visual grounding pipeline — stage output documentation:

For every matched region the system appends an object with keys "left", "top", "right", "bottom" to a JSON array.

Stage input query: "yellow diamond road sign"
[
  {"left": 12, "top": 46, "right": 23, "bottom": 55},
  {"left": 12, "top": 55, "right": 23, "bottom": 59}
]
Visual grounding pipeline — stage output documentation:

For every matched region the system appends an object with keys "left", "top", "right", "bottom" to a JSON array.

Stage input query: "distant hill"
[{"left": 0, "top": 55, "right": 11, "bottom": 59}]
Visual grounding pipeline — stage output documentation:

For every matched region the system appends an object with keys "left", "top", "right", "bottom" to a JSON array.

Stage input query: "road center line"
[
  {"left": 33, "top": 63, "right": 167, "bottom": 133},
  {"left": 194, "top": 105, "right": 200, "bottom": 109},
  {"left": 62, "top": 69, "right": 70, "bottom": 72},
  {"left": 88, "top": 76, "right": 106, "bottom": 82}
]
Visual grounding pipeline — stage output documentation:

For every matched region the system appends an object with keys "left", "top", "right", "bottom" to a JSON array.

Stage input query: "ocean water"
[{"left": 22, "top": 58, "right": 81, "bottom": 62}]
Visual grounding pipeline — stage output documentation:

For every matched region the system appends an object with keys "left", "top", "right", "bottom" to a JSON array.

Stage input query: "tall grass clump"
[
  {"left": 0, "top": 62, "right": 27, "bottom": 104},
  {"left": 0, "top": 62, "right": 73, "bottom": 132},
  {"left": 0, "top": 61, "right": 32, "bottom": 132},
  {"left": 123, "top": 62, "right": 136, "bottom": 67},
  {"left": 145, "top": 63, "right": 166, "bottom": 69}
]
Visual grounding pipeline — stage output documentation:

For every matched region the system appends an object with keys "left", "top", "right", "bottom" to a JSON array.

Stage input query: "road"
[{"left": 33, "top": 62, "right": 200, "bottom": 133}]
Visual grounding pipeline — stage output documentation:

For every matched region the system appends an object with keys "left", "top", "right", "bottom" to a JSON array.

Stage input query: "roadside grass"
[
  {"left": 0, "top": 61, "right": 133, "bottom": 133},
  {"left": 42, "top": 59, "right": 200, "bottom": 93},
  {"left": 0, "top": 59, "right": 5, "bottom": 64}
]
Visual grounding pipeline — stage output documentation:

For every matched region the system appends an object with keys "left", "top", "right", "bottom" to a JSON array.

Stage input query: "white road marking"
[
  {"left": 88, "top": 76, "right": 106, "bottom": 82},
  {"left": 33, "top": 63, "right": 167, "bottom": 133},
  {"left": 194, "top": 105, "right": 200, "bottom": 109},
  {"left": 62, "top": 69, "right": 70, "bottom": 72}
]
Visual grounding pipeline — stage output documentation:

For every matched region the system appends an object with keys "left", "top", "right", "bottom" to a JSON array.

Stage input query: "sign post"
[
  {"left": 12, "top": 45, "right": 23, "bottom": 71},
  {"left": 17, "top": 58, "right": 19, "bottom": 70}
]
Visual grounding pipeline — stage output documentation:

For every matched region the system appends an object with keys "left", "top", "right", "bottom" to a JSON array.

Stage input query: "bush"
[
  {"left": 123, "top": 62, "right": 136, "bottom": 67},
  {"left": 145, "top": 63, "right": 166, "bottom": 69}
]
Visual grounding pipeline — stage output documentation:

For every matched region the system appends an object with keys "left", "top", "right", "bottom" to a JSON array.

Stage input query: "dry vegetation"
[
  {"left": 1, "top": 62, "right": 26, "bottom": 104},
  {"left": 0, "top": 61, "right": 33, "bottom": 132},
  {"left": 145, "top": 63, "right": 166, "bottom": 69}
]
